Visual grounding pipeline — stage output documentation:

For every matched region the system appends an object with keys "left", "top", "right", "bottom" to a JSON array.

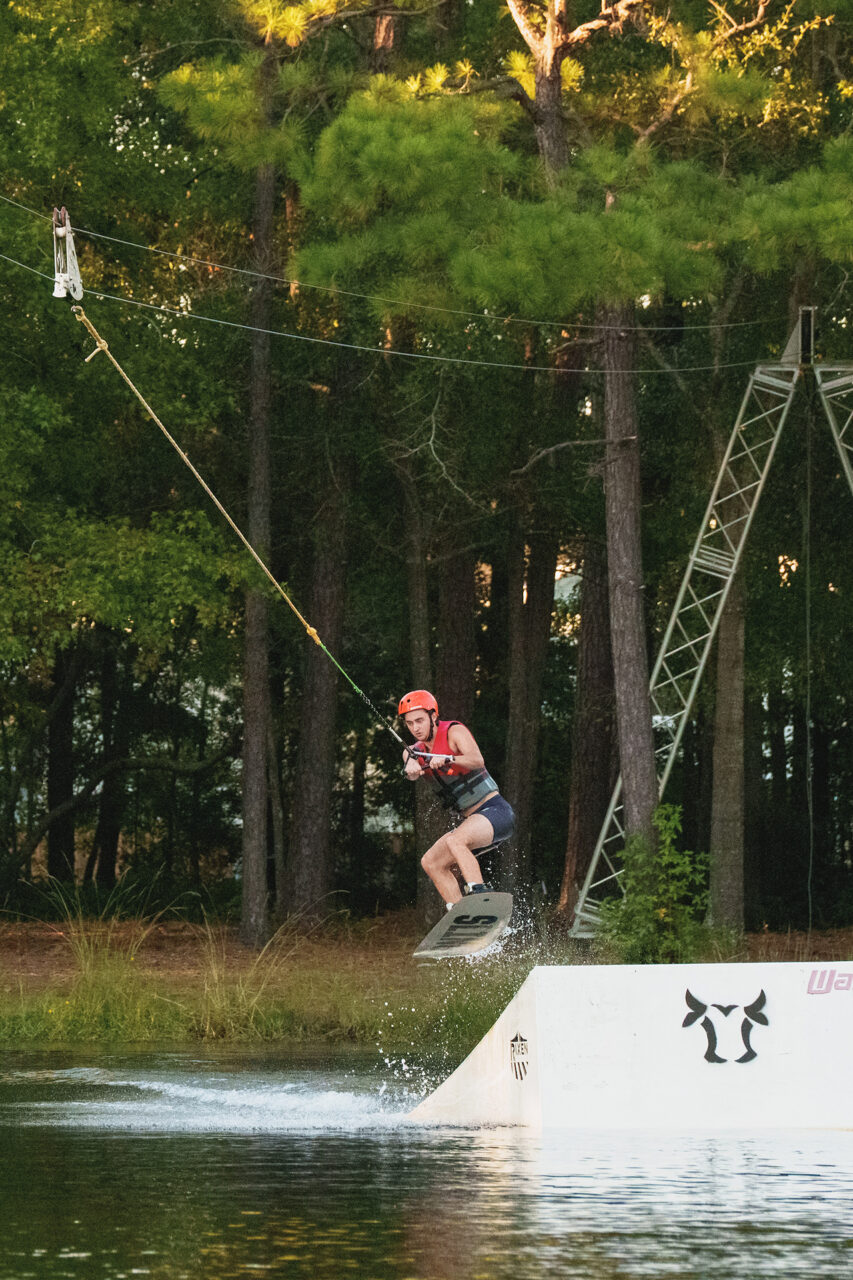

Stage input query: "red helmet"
[{"left": 398, "top": 689, "right": 438, "bottom": 717}]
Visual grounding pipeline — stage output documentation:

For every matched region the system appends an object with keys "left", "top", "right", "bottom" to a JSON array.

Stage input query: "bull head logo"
[{"left": 683, "top": 989, "right": 768, "bottom": 1063}]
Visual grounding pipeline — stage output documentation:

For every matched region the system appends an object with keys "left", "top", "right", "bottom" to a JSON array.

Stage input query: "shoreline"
[
  {"left": 0, "top": 914, "right": 532, "bottom": 1053},
  {"left": 1, "top": 916, "right": 851, "bottom": 1050}
]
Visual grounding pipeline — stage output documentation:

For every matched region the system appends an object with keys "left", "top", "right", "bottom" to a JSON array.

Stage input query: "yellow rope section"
[
  {"left": 71, "top": 305, "right": 322, "bottom": 647},
  {"left": 70, "top": 305, "right": 416, "bottom": 756}
]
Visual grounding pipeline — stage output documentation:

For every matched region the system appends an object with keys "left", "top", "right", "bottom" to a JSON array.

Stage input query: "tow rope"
[
  {"left": 72, "top": 304, "right": 417, "bottom": 753},
  {"left": 52, "top": 208, "right": 436, "bottom": 763}
]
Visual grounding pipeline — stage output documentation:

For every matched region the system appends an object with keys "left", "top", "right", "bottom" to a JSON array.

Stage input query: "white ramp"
[{"left": 409, "top": 962, "right": 853, "bottom": 1129}]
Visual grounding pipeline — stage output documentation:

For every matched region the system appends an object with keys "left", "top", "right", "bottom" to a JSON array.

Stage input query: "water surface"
[{"left": 1, "top": 1047, "right": 851, "bottom": 1279}]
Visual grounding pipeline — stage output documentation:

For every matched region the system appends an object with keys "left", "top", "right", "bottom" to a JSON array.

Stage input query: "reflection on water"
[{"left": 0, "top": 1048, "right": 851, "bottom": 1279}]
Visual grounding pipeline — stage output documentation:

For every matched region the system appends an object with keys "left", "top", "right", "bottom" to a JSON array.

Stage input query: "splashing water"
[{"left": 3, "top": 1057, "right": 421, "bottom": 1133}]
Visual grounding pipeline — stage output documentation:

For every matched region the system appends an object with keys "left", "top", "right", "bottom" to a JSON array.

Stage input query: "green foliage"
[
  {"left": 161, "top": 55, "right": 309, "bottom": 172},
  {"left": 303, "top": 89, "right": 522, "bottom": 221},
  {"left": 0, "top": 909, "right": 534, "bottom": 1053},
  {"left": 300, "top": 90, "right": 728, "bottom": 317},
  {"left": 0, "top": 510, "right": 239, "bottom": 666},
  {"left": 240, "top": 0, "right": 431, "bottom": 50},
  {"left": 599, "top": 805, "right": 710, "bottom": 964},
  {"left": 737, "top": 138, "right": 853, "bottom": 270},
  {"left": 0, "top": 879, "right": 183, "bottom": 1040},
  {"left": 0, "top": 964, "right": 189, "bottom": 1043},
  {"left": 0, "top": 0, "right": 852, "bottom": 931}
]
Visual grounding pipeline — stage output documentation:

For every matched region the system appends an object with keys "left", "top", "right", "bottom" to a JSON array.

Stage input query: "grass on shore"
[
  {"left": 0, "top": 911, "right": 575, "bottom": 1058},
  {"left": 2, "top": 906, "right": 849, "bottom": 1056}
]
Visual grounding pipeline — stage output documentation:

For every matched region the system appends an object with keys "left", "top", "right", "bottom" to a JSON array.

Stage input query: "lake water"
[{"left": 1, "top": 1047, "right": 852, "bottom": 1279}]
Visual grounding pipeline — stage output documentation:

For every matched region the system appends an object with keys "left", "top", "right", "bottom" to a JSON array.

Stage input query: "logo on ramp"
[
  {"left": 683, "top": 989, "right": 769, "bottom": 1063},
  {"left": 510, "top": 1033, "right": 529, "bottom": 1081},
  {"left": 807, "top": 968, "right": 853, "bottom": 995}
]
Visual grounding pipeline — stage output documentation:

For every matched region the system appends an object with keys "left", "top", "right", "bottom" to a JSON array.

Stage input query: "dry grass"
[
  {"left": 2, "top": 913, "right": 852, "bottom": 995},
  {"left": 0, "top": 912, "right": 850, "bottom": 1047},
  {"left": 0, "top": 914, "right": 413, "bottom": 991},
  {"left": 744, "top": 924, "right": 853, "bottom": 963},
  {"left": 0, "top": 910, "right": 517, "bottom": 1047}
]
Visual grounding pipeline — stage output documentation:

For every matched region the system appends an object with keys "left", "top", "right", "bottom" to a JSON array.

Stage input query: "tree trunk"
[
  {"left": 436, "top": 547, "right": 476, "bottom": 725},
  {"left": 533, "top": 60, "right": 569, "bottom": 175},
  {"left": 812, "top": 717, "right": 830, "bottom": 869},
  {"left": 87, "top": 644, "right": 131, "bottom": 890},
  {"left": 287, "top": 489, "right": 348, "bottom": 916},
  {"left": 558, "top": 536, "right": 615, "bottom": 918},
  {"left": 403, "top": 470, "right": 433, "bottom": 691},
  {"left": 743, "top": 691, "right": 764, "bottom": 925},
  {"left": 507, "top": 0, "right": 571, "bottom": 175},
  {"left": 371, "top": 11, "right": 396, "bottom": 71},
  {"left": 268, "top": 719, "right": 287, "bottom": 919},
  {"left": 400, "top": 467, "right": 445, "bottom": 926},
  {"left": 601, "top": 302, "right": 657, "bottom": 845},
  {"left": 695, "top": 709, "right": 714, "bottom": 861},
  {"left": 348, "top": 730, "right": 367, "bottom": 853},
  {"left": 239, "top": 64, "right": 277, "bottom": 946},
  {"left": 241, "top": 592, "right": 271, "bottom": 944},
  {"left": 758, "top": 679, "right": 789, "bottom": 915},
  {"left": 502, "top": 525, "right": 558, "bottom": 894},
  {"left": 515, "top": 0, "right": 657, "bottom": 870},
  {"left": 46, "top": 648, "right": 76, "bottom": 881},
  {"left": 791, "top": 701, "right": 810, "bottom": 894},
  {"left": 188, "top": 684, "right": 211, "bottom": 889},
  {"left": 707, "top": 567, "right": 745, "bottom": 929},
  {"left": 767, "top": 683, "right": 787, "bottom": 814},
  {"left": 704, "top": 313, "right": 749, "bottom": 930}
]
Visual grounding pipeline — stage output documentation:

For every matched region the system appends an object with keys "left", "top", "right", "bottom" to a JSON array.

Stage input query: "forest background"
[{"left": 1, "top": 0, "right": 852, "bottom": 951}]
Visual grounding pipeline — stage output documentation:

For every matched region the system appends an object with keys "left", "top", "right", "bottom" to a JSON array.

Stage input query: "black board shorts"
[{"left": 470, "top": 794, "right": 515, "bottom": 856}]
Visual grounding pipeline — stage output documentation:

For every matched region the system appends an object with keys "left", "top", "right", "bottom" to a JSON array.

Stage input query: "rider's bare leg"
[{"left": 420, "top": 813, "right": 494, "bottom": 905}]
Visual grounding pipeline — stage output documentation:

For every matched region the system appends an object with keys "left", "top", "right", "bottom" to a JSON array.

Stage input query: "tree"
[
  {"left": 558, "top": 535, "right": 614, "bottom": 914},
  {"left": 161, "top": 0, "right": 454, "bottom": 935},
  {"left": 287, "top": 472, "right": 349, "bottom": 916},
  {"left": 1, "top": 0, "right": 852, "bottom": 935}
]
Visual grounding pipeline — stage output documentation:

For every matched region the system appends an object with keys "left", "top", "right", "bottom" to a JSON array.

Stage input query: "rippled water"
[{"left": 1, "top": 1047, "right": 852, "bottom": 1279}]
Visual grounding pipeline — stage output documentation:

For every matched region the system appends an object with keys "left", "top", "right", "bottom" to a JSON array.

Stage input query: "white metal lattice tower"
[{"left": 571, "top": 308, "right": 853, "bottom": 936}]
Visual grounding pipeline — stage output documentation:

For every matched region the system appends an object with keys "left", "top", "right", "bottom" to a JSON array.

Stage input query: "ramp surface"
[{"left": 409, "top": 962, "right": 853, "bottom": 1128}]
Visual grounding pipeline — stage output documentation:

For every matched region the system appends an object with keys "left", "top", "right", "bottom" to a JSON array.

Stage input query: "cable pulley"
[{"left": 52, "top": 207, "right": 83, "bottom": 301}]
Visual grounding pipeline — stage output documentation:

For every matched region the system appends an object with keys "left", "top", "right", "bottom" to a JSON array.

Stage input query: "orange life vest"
[{"left": 411, "top": 720, "right": 499, "bottom": 812}]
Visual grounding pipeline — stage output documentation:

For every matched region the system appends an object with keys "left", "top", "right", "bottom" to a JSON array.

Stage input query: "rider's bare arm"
[
  {"left": 440, "top": 723, "right": 484, "bottom": 772},
  {"left": 403, "top": 750, "right": 423, "bottom": 780},
  {"left": 403, "top": 725, "right": 485, "bottom": 775}
]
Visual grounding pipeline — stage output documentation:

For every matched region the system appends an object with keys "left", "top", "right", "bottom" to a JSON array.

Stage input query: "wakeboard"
[{"left": 413, "top": 892, "right": 513, "bottom": 960}]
